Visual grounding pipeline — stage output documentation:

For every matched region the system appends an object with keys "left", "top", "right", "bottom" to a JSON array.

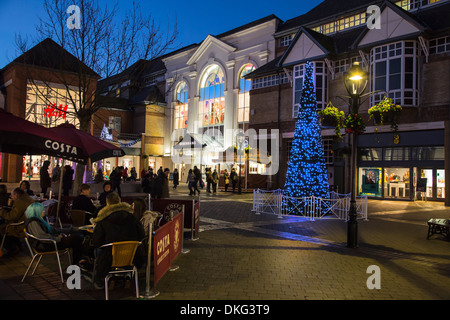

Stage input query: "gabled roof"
[
  {"left": 352, "top": 1, "right": 426, "bottom": 49},
  {"left": 3, "top": 38, "right": 100, "bottom": 78},
  {"left": 186, "top": 35, "right": 237, "bottom": 66},
  {"left": 277, "top": 27, "right": 334, "bottom": 67},
  {"left": 277, "top": 0, "right": 382, "bottom": 34}
]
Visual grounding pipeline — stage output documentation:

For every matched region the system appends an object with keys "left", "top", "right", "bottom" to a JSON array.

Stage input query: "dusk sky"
[{"left": 0, "top": 0, "right": 323, "bottom": 72}]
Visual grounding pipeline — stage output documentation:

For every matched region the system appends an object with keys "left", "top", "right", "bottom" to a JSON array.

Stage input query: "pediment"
[
  {"left": 279, "top": 30, "right": 329, "bottom": 67},
  {"left": 356, "top": 4, "right": 424, "bottom": 48},
  {"left": 187, "top": 35, "right": 237, "bottom": 66}
]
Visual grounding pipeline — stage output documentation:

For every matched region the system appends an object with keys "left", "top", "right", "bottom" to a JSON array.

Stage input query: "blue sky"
[{"left": 0, "top": 0, "right": 323, "bottom": 69}]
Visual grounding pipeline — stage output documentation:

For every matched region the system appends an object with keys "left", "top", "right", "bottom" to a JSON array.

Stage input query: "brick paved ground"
[{"left": 1, "top": 185, "right": 450, "bottom": 303}]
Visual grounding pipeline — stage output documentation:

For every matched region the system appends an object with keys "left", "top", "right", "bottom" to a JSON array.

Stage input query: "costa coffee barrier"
[
  {"left": 153, "top": 212, "right": 184, "bottom": 286},
  {"left": 152, "top": 198, "right": 200, "bottom": 240}
]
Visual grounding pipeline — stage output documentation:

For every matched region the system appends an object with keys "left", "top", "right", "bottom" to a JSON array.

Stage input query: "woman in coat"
[{"left": 25, "top": 202, "right": 83, "bottom": 264}]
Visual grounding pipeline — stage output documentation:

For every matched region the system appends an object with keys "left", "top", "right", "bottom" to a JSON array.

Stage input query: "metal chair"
[
  {"left": 68, "top": 210, "right": 91, "bottom": 227},
  {"left": 95, "top": 241, "right": 141, "bottom": 300},
  {"left": 0, "top": 221, "right": 25, "bottom": 257},
  {"left": 22, "top": 230, "right": 71, "bottom": 283}
]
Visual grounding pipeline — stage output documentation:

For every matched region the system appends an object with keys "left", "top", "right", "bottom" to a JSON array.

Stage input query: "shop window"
[
  {"left": 359, "top": 167, "right": 382, "bottom": 197},
  {"left": 174, "top": 81, "right": 188, "bottom": 130},
  {"left": 411, "top": 146, "right": 444, "bottom": 160},
  {"left": 419, "top": 169, "right": 434, "bottom": 198},
  {"left": 359, "top": 148, "right": 382, "bottom": 161},
  {"left": 437, "top": 169, "right": 445, "bottom": 199},
  {"left": 238, "top": 64, "right": 255, "bottom": 123},
  {"left": 384, "top": 147, "right": 409, "bottom": 161},
  {"left": 384, "top": 168, "right": 410, "bottom": 199},
  {"left": 199, "top": 65, "right": 225, "bottom": 130}
]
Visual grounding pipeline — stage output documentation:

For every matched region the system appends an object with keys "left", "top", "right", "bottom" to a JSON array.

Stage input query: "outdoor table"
[
  {"left": 78, "top": 225, "right": 94, "bottom": 233},
  {"left": 427, "top": 218, "right": 450, "bottom": 240}
]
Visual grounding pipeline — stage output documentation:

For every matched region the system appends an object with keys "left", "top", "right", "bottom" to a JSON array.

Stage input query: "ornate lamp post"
[
  {"left": 236, "top": 131, "right": 245, "bottom": 195},
  {"left": 343, "top": 62, "right": 369, "bottom": 248}
]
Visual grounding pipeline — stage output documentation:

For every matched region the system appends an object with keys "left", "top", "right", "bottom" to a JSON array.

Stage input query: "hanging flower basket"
[
  {"left": 345, "top": 113, "right": 366, "bottom": 135},
  {"left": 368, "top": 97, "right": 402, "bottom": 132},
  {"left": 318, "top": 103, "right": 345, "bottom": 139}
]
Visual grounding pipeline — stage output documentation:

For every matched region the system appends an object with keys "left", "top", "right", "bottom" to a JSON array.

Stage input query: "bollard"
[
  {"left": 181, "top": 205, "right": 190, "bottom": 254},
  {"left": 140, "top": 219, "right": 160, "bottom": 299}
]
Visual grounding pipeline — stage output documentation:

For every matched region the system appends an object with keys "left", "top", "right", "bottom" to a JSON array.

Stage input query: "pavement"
[{"left": 1, "top": 183, "right": 450, "bottom": 306}]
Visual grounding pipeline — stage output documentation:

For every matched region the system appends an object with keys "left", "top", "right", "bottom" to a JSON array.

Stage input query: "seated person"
[
  {"left": 98, "top": 181, "right": 113, "bottom": 207},
  {"left": 25, "top": 202, "right": 83, "bottom": 265},
  {"left": 72, "top": 184, "right": 97, "bottom": 223},
  {"left": 0, "top": 184, "right": 9, "bottom": 207},
  {"left": 91, "top": 192, "right": 145, "bottom": 289},
  {"left": 0, "top": 188, "right": 35, "bottom": 255},
  {"left": 19, "top": 180, "right": 34, "bottom": 196}
]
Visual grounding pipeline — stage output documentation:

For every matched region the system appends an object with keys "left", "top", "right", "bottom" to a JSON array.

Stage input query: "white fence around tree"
[{"left": 252, "top": 189, "right": 368, "bottom": 221}]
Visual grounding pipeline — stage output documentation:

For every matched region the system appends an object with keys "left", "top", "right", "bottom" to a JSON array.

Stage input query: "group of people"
[
  {"left": 186, "top": 167, "right": 240, "bottom": 195},
  {"left": 141, "top": 166, "right": 173, "bottom": 199},
  {"left": 0, "top": 181, "right": 161, "bottom": 290}
]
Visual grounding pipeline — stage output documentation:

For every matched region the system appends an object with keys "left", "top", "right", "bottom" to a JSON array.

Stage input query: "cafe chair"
[
  {"left": 94, "top": 241, "right": 141, "bottom": 300},
  {"left": 21, "top": 230, "right": 71, "bottom": 284},
  {"left": 68, "top": 210, "right": 91, "bottom": 227},
  {"left": 0, "top": 221, "right": 24, "bottom": 257},
  {"left": 45, "top": 203, "right": 63, "bottom": 229}
]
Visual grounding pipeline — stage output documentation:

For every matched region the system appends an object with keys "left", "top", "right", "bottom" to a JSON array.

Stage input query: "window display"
[
  {"left": 199, "top": 65, "right": 225, "bottom": 128},
  {"left": 437, "top": 169, "right": 445, "bottom": 199},
  {"left": 359, "top": 167, "right": 382, "bottom": 197},
  {"left": 384, "top": 168, "right": 410, "bottom": 198}
]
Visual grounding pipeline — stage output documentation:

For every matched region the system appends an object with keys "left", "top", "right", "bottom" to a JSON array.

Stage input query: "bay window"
[{"left": 370, "top": 41, "right": 419, "bottom": 106}]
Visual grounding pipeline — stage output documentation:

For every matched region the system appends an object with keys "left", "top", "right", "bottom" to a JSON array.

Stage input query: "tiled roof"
[{"left": 4, "top": 38, "right": 100, "bottom": 78}]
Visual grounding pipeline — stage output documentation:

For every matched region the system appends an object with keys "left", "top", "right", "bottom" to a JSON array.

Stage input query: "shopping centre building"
[{"left": 1, "top": 0, "right": 449, "bottom": 203}]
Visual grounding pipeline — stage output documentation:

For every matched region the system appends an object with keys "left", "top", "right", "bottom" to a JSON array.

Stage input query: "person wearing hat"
[{"left": 154, "top": 168, "right": 170, "bottom": 199}]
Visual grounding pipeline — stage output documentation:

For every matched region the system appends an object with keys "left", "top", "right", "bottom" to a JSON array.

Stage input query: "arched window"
[
  {"left": 238, "top": 64, "right": 254, "bottom": 123},
  {"left": 199, "top": 65, "right": 225, "bottom": 128},
  {"left": 174, "top": 81, "right": 188, "bottom": 129}
]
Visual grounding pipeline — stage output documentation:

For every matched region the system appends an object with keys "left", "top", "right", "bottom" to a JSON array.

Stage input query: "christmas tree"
[{"left": 283, "top": 61, "right": 329, "bottom": 213}]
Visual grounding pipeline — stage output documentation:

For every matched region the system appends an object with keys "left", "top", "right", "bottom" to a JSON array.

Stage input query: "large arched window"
[
  {"left": 199, "top": 65, "right": 225, "bottom": 128},
  {"left": 238, "top": 63, "right": 254, "bottom": 123},
  {"left": 174, "top": 81, "right": 188, "bottom": 130}
]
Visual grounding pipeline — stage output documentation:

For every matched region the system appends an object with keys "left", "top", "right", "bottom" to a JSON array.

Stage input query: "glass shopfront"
[
  {"left": 358, "top": 166, "right": 445, "bottom": 200},
  {"left": 356, "top": 130, "right": 445, "bottom": 201}
]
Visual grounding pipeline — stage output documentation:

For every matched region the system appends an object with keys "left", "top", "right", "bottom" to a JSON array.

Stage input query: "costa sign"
[{"left": 45, "top": 139, "right": 78, "bottom": 155}]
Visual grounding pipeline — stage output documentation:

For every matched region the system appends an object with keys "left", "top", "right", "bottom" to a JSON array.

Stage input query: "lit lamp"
[
  {"left": 236, "top": 131, "right": 245, "bottom": 195},
  {"left": 343, "top": 62, "right": 368, "bottom": 248}
]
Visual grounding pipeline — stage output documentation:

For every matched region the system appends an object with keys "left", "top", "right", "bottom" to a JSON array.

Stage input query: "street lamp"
[
  {"left": 343, "top": 62, "right": 368, "bottom": 248},
  {"left": 236, "top": 131, "right": 245, "bottom": 195}
]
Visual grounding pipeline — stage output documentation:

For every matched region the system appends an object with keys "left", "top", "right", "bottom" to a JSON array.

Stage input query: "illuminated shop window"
[
  {"left": 238, "top": 64, "right": 254, "bottom": 123},
  {"left": 199, "top": 65, "right": 225, "bottom": 129},
  {"left": 174, "top": 81, "right": 188, "bottom": 130},
  {"left": 26, "top": 82, "right": 79, "bottom": 128}
]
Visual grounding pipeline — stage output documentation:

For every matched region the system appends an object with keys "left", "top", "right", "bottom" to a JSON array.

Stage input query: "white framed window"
[
  {"left": 292, "top": 61, "right": 328, "bottom": 118},
  {"left": 323, "top": 137, "right": 334, "bottom": 165},
  {"left": 199, "top": 64, "right": 225, "bottom": 130},
  {"left": 237, "top": 64, "right": 254, "bottom": 123},
  {"left": 370, "top": 41, "right": 419, "bottom": 106},
  {"left": 395, "top": 0, "right": 443, "bottom": 11},
  {"left": 280, "top": 34, "right": 295, "bottom": 47},
  {"left": 174, "top": 81, "right": 188, "bottom": 130},
  {"left": 429, "top": 36, "right": 450, "bottom": 54}
]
